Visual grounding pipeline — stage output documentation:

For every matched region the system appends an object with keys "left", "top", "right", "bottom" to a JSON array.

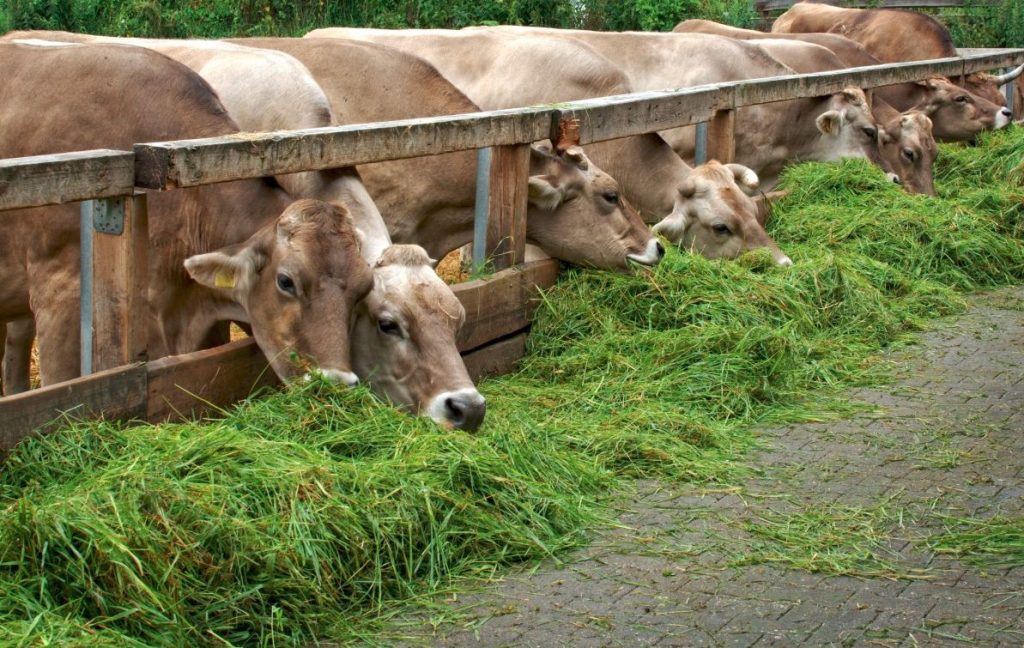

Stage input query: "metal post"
[
  {"left": 472, "top": 147, "right": 493, "bottom": 273},
  {"left": 1004, "top": 77, "right": 1015, "bottom": 117},
  {"left": 694, "top": 121, "right": 709, "bottom": 165},
  {"left": 79, "top": 200, "right": 94, "bottom": 376}
]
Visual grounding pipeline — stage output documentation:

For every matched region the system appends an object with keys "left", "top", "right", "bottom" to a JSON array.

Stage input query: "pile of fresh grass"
[{"left": 1, "top": 128, "right": 1023, "bottom": 645}]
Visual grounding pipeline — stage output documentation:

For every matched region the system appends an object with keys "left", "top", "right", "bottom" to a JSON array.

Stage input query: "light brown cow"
[
  {"left": 303, "top": 29, "right": 790, "bottom": 265},
  {"left": 0, "top": 41, "right": 372, "bottom": 385},
  {"left": 745, "top": 38, "right": 936, "bottom": 194},
  {"left": 458, "top": 27, "right": 886, "bottom": 191},
  {"left": 770, "top": 2, "right": 1020, "bottom": 121},
  {"left": 675, "top": 20, "right": 1007, "bottom": 142},
  {"left": 220, "top": 35, "right": 661, "bottom": 270},
  {"left": 5, "top": 32, "right": 488, "bottom": 429}
]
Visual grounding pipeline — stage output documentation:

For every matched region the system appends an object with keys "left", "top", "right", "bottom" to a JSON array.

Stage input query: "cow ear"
[
  {"left": 185, "top": 242, "right": 265, "bottom": 293},
  {"left": 816, "top": 110, "right": 843, "bottom": 135},
  {"left": 527, "top": 174, "right": 566, "bottom": 211},
  {"left": 560, "top": 146, "right": 590, "bottom": 170}
]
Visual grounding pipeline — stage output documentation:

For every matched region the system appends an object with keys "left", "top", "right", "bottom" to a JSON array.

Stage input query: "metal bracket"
[{"left": 93, "top": 197, "right": 125, "bottom": 235}]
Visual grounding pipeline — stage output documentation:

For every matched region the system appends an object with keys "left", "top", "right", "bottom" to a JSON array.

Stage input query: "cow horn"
[
  {"left": 725, "top": 163, "right": 759, "bottom": 190},
  {"left": 996, "top": 63, "right": 1024, "bottom": 85}
]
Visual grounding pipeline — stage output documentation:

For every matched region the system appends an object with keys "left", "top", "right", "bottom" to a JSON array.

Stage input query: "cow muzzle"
[
  {"left": 307, "top": 368, "right": 360, "bottom": 387},
  {"left": 427, "top": 388, "right": 487, "bottom": 431},
  {"left": 627, "top": 239, "right": 666, "bottom": 267}
]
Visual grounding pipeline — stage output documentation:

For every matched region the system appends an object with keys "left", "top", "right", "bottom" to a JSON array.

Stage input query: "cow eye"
[
  {"left": 902, "top": 147, "right": 917, "bottom": 162},
  {"left": 862, "top": 126, "right": 878, "bottom": 139},
  {"left": 712, "top": 223, "right": 732, "bottom": 235},
  {"left": 276, "top": 273, "right": 297, "bottom": 297},
  {"left": 602, "top": 191, "right": 619, "bottom": 204},
  {"left": 378, "top": 318, "right": 402, "bottom": 337},
  {"left": 955, "top": 95, "right": 968, "bottom": 103}
]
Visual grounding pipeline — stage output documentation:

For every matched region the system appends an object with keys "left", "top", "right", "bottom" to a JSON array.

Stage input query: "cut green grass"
[
  {"left": 728, "top": 501, "right": 918, "bottom": 579},
  {"left": 2, "top": 128, "right": 1024, "bottom": 644},
  {"left": 925, "top": 515, "right": 1024, "bottom": 569}
]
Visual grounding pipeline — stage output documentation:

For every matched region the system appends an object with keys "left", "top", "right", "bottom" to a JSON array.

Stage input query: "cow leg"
[{"left": 3, "top": 318, "right": 35, "bottom": 395}]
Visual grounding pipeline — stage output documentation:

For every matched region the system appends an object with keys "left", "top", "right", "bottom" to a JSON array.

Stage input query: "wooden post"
[
  {"left": 485, "top": 144, "right": 530, "bottom": 271},
  {"left": 707, "top": 109, "right": 736, "bottom": 164},
  {"left": 91, "top": 193, "right": 149, "bottom": 373}
]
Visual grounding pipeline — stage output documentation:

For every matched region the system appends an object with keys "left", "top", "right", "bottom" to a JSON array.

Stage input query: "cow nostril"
[
  {"left": 444, "top": 397, "right": 465, "bottom": 426},
  {"left": 655, "top": 241, "right": 665, "bottom": 257},
  {"left": 1002, "top": 108, "right": 1013, "bottom": 116}
]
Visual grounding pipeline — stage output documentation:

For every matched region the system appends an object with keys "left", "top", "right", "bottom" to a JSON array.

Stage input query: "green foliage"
[
  {"left": 1, "top": 129, "right": 1024, "bottom": 643},
  {"left": 938, "top": 2, "right": 1024, "bottom": 49},
  {"left": 2, "top": 0, "right": 757, "bottom": 36}
]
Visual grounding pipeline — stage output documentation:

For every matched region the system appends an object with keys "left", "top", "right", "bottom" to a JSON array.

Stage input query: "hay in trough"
[{"left": 2, "top": 128, "right": 1024, "bottom": 644}]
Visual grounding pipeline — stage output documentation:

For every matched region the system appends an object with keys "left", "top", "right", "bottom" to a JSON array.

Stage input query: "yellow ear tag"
[{"left": 214, "top": 270, "right": 236, "bottom": 289}]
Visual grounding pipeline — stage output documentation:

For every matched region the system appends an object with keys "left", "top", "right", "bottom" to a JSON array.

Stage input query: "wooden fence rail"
[{"left": 1, "top": 47, "right": 1022, "bottom": 454}]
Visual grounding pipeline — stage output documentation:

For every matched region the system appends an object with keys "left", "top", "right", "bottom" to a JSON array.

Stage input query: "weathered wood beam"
[
  {"left": 134, "top": 107, "right": 553, "bottom": 189},
  {"left": 0, "top": 149, "right": 134, "bottom": 211}
]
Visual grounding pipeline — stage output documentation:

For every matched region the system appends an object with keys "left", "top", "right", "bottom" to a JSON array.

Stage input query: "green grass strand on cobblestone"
[
  {"left": 926, "top": 515, "right": 1024, "bottom": 569},
  {"left": 1, "top": 128, "right": 1024, "bottom": 644}
]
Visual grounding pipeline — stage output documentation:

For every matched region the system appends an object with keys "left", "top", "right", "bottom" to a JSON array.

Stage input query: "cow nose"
[
  {"left": 655, "top": 240, "right": 666, "bottom": 259},
  {"left": 428, "top": 389, "right": 486, "bottom": 431},
  {"left": 312, "top": 368, "right": 360, "bottom": 387}
]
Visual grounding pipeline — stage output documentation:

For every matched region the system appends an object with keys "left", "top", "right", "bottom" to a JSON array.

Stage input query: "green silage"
[{"left": 1, "top": 128, "right": 1023, "bottom": 645}]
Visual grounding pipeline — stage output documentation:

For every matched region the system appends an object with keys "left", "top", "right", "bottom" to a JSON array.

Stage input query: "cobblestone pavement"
[{"left": 390, "top": 287, "right": 1024, "bottom": 647}]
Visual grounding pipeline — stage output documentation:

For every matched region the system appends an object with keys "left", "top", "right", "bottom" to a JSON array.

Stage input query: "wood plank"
[
  {"left": 707, "top": 109, "right": 736, "bottom": 164},
  {"left": 145, "top": 338, "right": 279, "bottom": 422},
  {"left": 91, "top": 194, "right": 149, "bottom": 372},
  {"left": 134, "top": 108, "right": 553, "bottom": 189},
  {"left": 0, "top": 363, "right": 147, "bottom": 454},
  {"left": 485, "top": 144, "right": 531, "bottom": 271},
  {"left": 462, "top": 333, "right": 528, "bottom": 382},
  {"left": 961, "top": 50, "right": 1024, "bottom": 74},
  {"left": 0, "top": 149, "right": 134, "bottom": 211},
  {"left": 555, "top": 83, "right": 732, "bottom": 145},
  {"left": 454, "top": 258, "right": 560, "bottom": 352}
]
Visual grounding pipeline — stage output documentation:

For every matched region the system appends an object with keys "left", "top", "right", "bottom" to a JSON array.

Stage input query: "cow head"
[
  {"left": 913, "top": 77, "right": 1011, "bottom": 141},
  {"left": 962, "top": 64, "right": 1023, "bottom": 111},
  {"left": 878, "top": 111, "right": 937, "bottom": 196},
  {"left": 350, "top": 244, "right": 486, "bottom": 431},
  {"left": 812, "top": 87, "right": 886, "bottom": 168},
  {"left": 653, "top": 161, "right": 792, "bottom": 266},
  {"left": 185, "top": 199, "right": 373, "bottom": 383},
  {"left": 526, "top": 144, "right": 664, "bottom": 271}
]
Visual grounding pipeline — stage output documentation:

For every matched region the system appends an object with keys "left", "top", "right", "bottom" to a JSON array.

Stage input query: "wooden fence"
[{"left": 1, "top": 46, "right": 1022, "bottom": 453}]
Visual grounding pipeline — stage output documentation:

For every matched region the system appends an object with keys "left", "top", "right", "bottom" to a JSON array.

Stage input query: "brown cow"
[
  {"left": 3, "top": 33, "right": 489, "bottom": 429},
  {"left": 304, "top": 29, "right": 791, "bottom": 265},
  {"left": 0, "top": 41, "right": 372, "bottom": 386},
  {"left": 770, "top": 2, "right": 1020, "bottom": 121},
  {"left": 457, "top": 27, "right": 885, "bottom": 191},
  {"left": 745, "top": 38, "right": 936, "bottom": 194},
  {"left": 675, "top": 19, "right": 1008, "bottom": 141}
]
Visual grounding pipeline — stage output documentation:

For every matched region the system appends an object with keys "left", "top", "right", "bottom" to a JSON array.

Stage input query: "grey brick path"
[{"left": 389, "top": 287, "right": 1024, "bottom": 647}]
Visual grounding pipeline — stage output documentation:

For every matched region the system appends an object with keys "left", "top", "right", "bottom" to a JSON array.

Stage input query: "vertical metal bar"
[
  {"left": 694, "top": 121, "right": 709, "bottom": 165},
  {"left": 1004, "top": 77, "right": 1015, "bottom": 117},
  {"left": 79, "top": 200, "right": 94, "bottom": 376},
  {"left": 472, "top": 147, "right": 493, "bottom": 273}
]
